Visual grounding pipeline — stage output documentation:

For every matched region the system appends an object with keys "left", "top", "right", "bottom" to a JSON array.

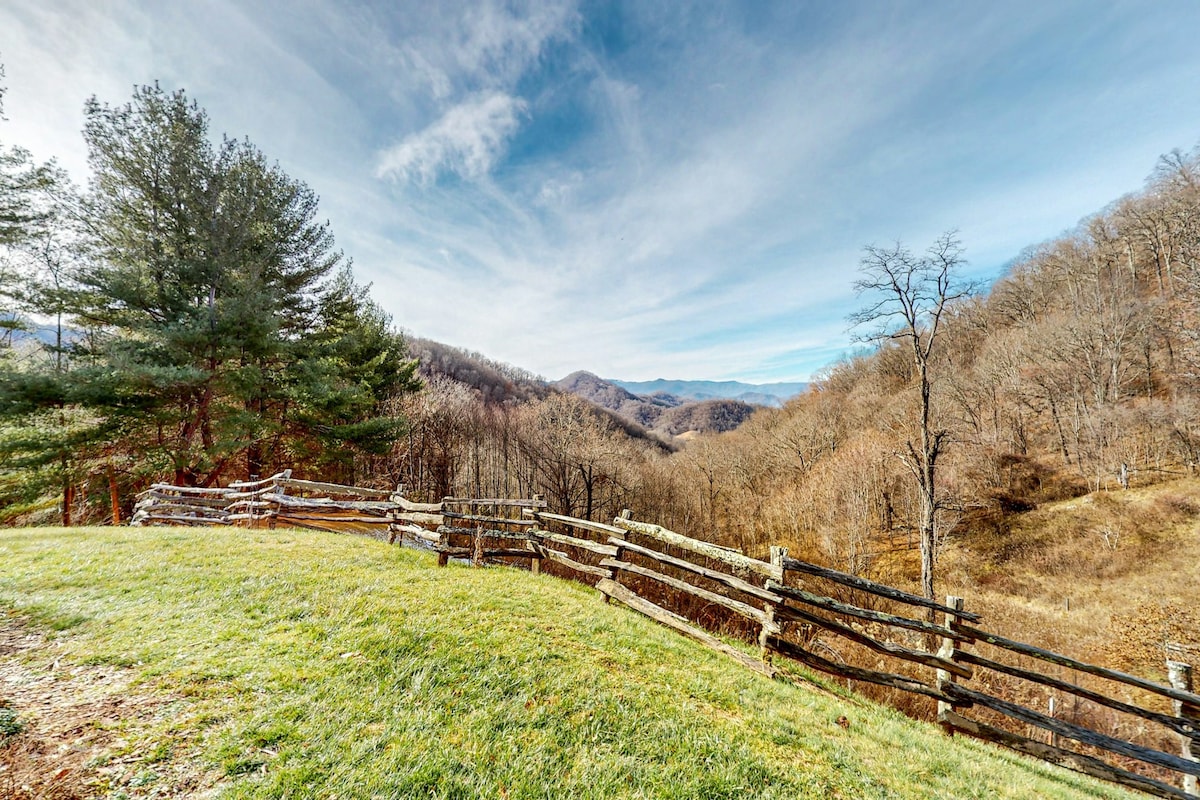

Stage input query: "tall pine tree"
[
  {"left": 1, "top": 83, "right": 417, "bottom": 520},
  {"left": 73, "top": 84, "right": 417, "bottom": 486},
  {"left": 0, "top": 61, "right": 97, "bottom": 524}
]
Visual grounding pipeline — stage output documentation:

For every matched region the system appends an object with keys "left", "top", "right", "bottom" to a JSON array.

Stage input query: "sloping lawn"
[{"left": 0, "top": 526, "right": 1137, "bottom": 799}]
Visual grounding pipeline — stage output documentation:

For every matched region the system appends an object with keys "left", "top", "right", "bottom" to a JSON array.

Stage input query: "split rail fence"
[{"left": 132, "top": 473, "right": 1199, "bottom": 799}]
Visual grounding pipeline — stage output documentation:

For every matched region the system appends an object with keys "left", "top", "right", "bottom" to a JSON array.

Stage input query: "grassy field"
[
  {"left": 941, "top": 477, "right": 1200, "bottom": 676},
  {"left": 0, "top": 526, "right": 1139, "bottom": 799}
]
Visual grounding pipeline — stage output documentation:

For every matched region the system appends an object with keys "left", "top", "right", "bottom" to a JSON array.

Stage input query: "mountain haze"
[{"left": 612, "top": 378, "right": 808, "bottom": 407}]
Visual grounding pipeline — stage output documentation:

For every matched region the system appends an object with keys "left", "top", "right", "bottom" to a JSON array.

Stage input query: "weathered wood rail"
[
  {"left": 130, "top": 474, "right": 1199, "bottom": 798},
  {"left": 510, "top": 509, "right": 1198, "bottom": 799},
  {"left": 131, "top": 483, "right": 237, "bottom": 526}
]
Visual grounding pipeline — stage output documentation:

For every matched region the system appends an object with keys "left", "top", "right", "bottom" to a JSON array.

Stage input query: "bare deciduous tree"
[{"left": 850, "top": 231, "right": 972, "bottom": 608}]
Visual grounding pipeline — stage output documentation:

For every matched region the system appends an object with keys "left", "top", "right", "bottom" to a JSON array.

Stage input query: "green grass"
[{"left": 0, "top": 526, "right": 1138, "bottom": 799}]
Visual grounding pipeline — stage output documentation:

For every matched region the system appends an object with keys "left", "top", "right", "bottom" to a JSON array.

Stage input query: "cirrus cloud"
[{"left": 376, "top": 91, "right": 527, "bottom": 183}]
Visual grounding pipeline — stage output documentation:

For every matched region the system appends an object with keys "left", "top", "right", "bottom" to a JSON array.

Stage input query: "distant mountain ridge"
[
  {"left": 553, "top": 371, "right": 676, "bottom": 429},
  {"left": 611, "top": 378, "right": 808, "bottom": 407},
  {"left": 554, "top": 371, "right": 764, "bottom": 437},
  {"left": 400, "top": 340, "right": 806, "bottom": 441}
]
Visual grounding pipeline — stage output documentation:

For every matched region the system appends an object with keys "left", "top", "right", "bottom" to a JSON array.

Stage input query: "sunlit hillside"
[{"left": 0, "top": 526, "right": 1138, "bottom": 800}]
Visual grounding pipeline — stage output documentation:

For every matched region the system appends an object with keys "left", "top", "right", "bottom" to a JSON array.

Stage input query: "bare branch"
[{"left": 848, "top": 231, "right": 971, "bottom": 604}]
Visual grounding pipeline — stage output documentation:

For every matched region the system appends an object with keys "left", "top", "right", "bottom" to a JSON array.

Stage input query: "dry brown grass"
[
  {"left": 929, "top": 477, "right": 1200, "bottom": 783},
  {"left": 941, "top": 477, "right": 1200, "bottom": 671},
  {"left": 760, "top": 478, "right": 1200, "bottom": 783}
]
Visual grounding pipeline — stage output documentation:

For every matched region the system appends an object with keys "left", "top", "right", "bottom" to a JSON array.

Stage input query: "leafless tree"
[
  {"left": 850, "top": 231, "right": 973, "bottom": 608},
  {"left": 517, "top": 393, "right": 632, "bottom": 520}
]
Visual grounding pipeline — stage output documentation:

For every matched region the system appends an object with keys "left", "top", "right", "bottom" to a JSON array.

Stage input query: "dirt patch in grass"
[{"left": 0, "top": 616, "right": 221, "bottom": 799}]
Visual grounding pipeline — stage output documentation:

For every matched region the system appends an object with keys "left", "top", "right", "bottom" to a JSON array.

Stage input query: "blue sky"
[{"left": 3, "top": 1, "right": 1200, "bottom": 382}]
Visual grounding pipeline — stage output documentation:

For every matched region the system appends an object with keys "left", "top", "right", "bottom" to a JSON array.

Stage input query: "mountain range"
[
  {"left": 553, "top": 371, "right": 805, "bottom": 438},
  {"left": 7, "top": 320, "right": 804, "bottom": 440},
  {"left": 402, "top": 343, "right": 809, "bottom": 439},
  {"left": 609, "top": 378, "right": 808, "bottom": 407}
]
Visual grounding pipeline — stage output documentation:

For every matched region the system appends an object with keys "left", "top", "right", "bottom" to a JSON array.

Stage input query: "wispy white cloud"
[
  {"left": 394, "top": 0, "right": 579, "bottom": 100},
  {"left": 7, "top": 1, "right": 1200, "bottom": 383},
  {"left": 376, "top": 92, "right": 527, "bottom": 183},
  {"left": 369, "top": 1, "right": 578, "bottom": 184},
  {"left": 367, "top": 2, "right": 1200, "bottom": 381}
]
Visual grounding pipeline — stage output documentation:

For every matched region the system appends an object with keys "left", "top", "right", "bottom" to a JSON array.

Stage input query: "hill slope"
[
  {"left": 556, "top": 371, "right": 760, "bottom": 436},
  {"left": 0, "top": 526, "right": 1135, "bottom": 799},
  {"left": 939, "top": 477, "right": 1200, "bottom": 678},
  {"left": 409, "top": 337, "right": 550, "bottom": 404},
  {"left": 655, "top": 398, "right": 758, "bottom": 435},
  {"left": 555, "top": 370, "right": 678, "bottom": 428}
]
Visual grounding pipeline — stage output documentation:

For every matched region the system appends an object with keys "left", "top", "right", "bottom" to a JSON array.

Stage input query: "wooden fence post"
[
  {"left": 270, "top": 470, "right": 290, "bottom": 529},
  {"left": 472, "top": 525, "right": 484, "bottom": 567},
  {"left": 1167, "top": 650, "right": 1199, "bottom": 796},
  {"left": 761, "top": 546, "right": 787, "bottom": 665},
  {"left": 530, "top": 496, "right": 544, "bottom": 575},
  {"left": 387, "top": 483, "right": 404, "bottom": 545},
  {"left": 937, "top": 595, "right": 966, "bottom": 735},
  {"left": 605, "top": 510, "right": 632, "bottom": 604},
  {"left": 436, "top": 529, "right": 449, "bottom": 567},
  {"left": 109, "top": 468, "right": 121, "bottom": 526}
]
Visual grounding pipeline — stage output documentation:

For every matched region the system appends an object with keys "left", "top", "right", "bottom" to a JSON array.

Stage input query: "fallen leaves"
[{"left": 0, "top": 615, "right": 221, "bottom": 799}]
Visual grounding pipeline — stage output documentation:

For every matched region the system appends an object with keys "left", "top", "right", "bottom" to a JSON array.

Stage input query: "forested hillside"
[
  {"left": 408, "top": 337, "right": 549, "bottom": 405},
  {"left": 676, "top": 147, "right": 1200, "bottom": 571}
]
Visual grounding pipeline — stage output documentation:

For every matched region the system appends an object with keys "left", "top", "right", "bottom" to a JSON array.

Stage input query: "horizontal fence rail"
[
  {"left": 131, "top": 484, "right": 236, "bottom": 526},
  {"left": 129, "top": 473, "right": 1198, "bottom": 798}
]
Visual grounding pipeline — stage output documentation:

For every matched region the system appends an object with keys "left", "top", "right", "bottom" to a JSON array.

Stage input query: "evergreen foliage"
[{"left": 0, "top": 79, "right": 419, "bottom": 520}]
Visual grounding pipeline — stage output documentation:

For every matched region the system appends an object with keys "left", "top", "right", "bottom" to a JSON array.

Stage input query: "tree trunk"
[
  {"left": 920, "top": 506, "right": 936, "bottom": 625},
  {"left": 62, "top": 476, "right": 73, "bottom": 527},
  {"left": 109, "top": 468, "right": 121, "bottom": 525},
  {"left": 1048, "top": 394, "right": 1071, "bottom": 465},
  {"left": 917, "top": 358, "right": 937, "bottom": 613},
  {"left": 581, "top": 463, "right": 595, "bottom": 521}
]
